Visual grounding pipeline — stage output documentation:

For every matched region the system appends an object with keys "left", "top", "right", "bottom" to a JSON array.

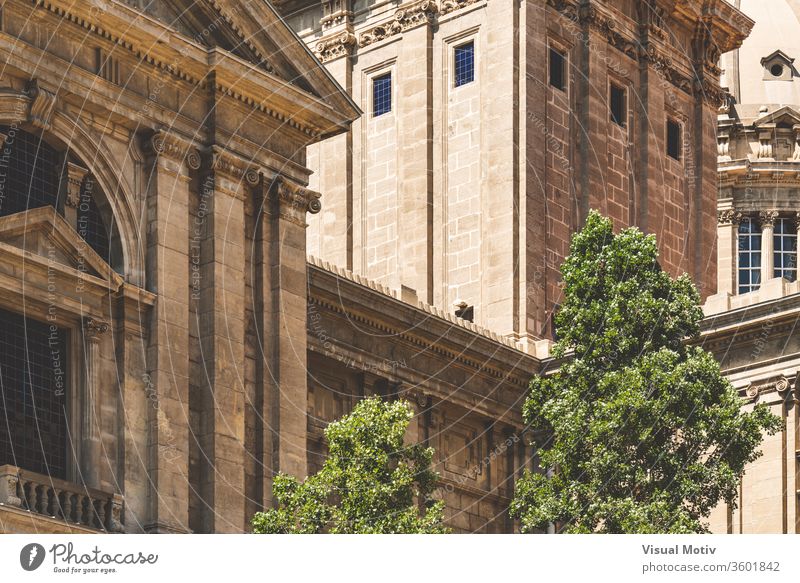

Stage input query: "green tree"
[
  {"left": 510, "top": 211, "right": 782, "bottom": 533},
  {"left": 252, "top": 396, "right": 448, "bottom": 533}
]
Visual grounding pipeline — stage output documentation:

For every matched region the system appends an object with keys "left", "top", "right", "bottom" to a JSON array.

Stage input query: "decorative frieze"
[{"left": 359, "top": 0, "right": 439, "bottom": 47}]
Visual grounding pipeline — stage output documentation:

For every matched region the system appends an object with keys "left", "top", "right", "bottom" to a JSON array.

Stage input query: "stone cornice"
[
  {"left": 29, "top": 0, "right": 348, "bottom": 140},
  {"left": 307, "top": 255, "right": 539, "bottom": 384},
  {"left": 543, "top": 0, "right": 727, "bottom": 104}
]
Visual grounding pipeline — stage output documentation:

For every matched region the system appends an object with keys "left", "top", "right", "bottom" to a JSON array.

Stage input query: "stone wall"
[{"left": 286, "top": 0, "right": 750, "bottom": 341}]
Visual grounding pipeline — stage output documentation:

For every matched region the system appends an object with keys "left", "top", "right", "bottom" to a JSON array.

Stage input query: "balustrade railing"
[{"left": 0, "top": 464, "right": 123, "bottom": 532}]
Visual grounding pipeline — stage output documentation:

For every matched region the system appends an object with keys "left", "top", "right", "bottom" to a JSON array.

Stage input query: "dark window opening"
[
  {"left": 610, "top": 83, "right": 626, "bottom": 127},
  {"left": 76, "top": 180, "right": 110, "bottom": 263},
  {"left": 770, "top": 63, "right": 784, "bottom": 77},
  {"left": 454, "top": 41, "right": 475, "bottom": 87},
  {"left": 0, "top": 127, "right": 60, "bottom": 215},
  {"left": 549, "top": 47, "right": 566, "bottom": 91},
  {"left": 667, "top": 119, "right": 681, "bottom": 160},
  {"left": 373, "top": 73, "right": 392, "bottom": 117},
  {"left": 0, "top": 308, "right": 68, "bottom": 479}
]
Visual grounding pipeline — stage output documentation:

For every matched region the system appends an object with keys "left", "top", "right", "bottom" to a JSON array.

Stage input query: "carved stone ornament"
[
  {"left": 206, "top": 146, "right": 261, "bottom": 185},
  {"left": 269, "top": 175, "right": 322, "bottom": 226},
  {"left": 27, "top": 79, "right": 57, "bottom": 130},
  {"left": 64, "top": 162, "right": 89, "bottom": 208},
  {"left": 746, "top": 375, "right": 792, "bottom": 400},
  {"left": 316, "top": 32, "right": 357, "bottom": 63},
  {"left": 84, "top": 317, "right": 110, "bottom": 340},
  {"left": 149, "top": 130, "right": 201, "bottom": 170},
  {"left": 717, "top": 209, "right": 742, "bottom": 226},
  {"left": 359, "top": 0, "right": 438, "bottom": 47},
  {"left": 759, "top": 210, "right": 779, "bottom": 228}
]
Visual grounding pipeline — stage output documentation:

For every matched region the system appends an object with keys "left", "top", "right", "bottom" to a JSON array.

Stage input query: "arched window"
[
  {"left": 0, "top": 126, "right": 114, "bottom": 263},
  {"left": 738, "top": 217, "right": 762, "bottom": 294}
]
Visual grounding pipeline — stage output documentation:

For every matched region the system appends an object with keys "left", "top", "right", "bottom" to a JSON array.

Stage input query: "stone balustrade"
[{"left": 0, "top": 465, "right": 123, "bottom": 532}]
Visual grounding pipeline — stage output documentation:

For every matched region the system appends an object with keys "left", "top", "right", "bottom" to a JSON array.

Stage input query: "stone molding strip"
[{"left": 308, "top": 255, "right": 525, "bottom": 351}]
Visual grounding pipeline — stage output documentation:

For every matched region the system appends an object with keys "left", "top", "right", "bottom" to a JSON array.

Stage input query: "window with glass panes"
[
  {"left": 454, "top": 41, "right": 475, "bottom": 87},
  {"left": 774, "top": 217, "right": 797, "bottom": 281},
  {"left": 372, "top": 73, "right": 392, "bottom": 117},
  {"left": 738, "top": 217, "right": 762, "bottom": 294}
]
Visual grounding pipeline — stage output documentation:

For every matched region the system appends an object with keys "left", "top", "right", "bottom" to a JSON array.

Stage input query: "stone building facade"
[
  {"left": 281, "top": 0, "right": 748, "bottom": 343},
  {"left": 279, "top": 0, "right": 757, "bottom": 533},
  {"left": 0, "top": 0, "right": 361, "bottom": 533},
  {"left": 702, "top": 0, "right": 800, "bottom": 534},
  {"left": 0, "top": 0, "right": 780, "bottom": 537}
]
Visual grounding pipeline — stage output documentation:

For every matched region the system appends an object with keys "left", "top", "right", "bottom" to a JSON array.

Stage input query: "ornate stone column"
[
  {"left": 760, "top": 210, "right": 779, "bottom": 285},
  {"left": 81, "top": 317, "right": 109, "bottom": 488},
  {"left": 717, "top": 208, "right": 741, "bottom": 295}
]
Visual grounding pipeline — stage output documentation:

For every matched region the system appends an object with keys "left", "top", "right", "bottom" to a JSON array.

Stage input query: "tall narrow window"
[
  {"left": 666, "top": 118, "right": 681, "bottom": 160},
  {"left": 372, "top": 73, "right": 392, "bottom": 117},
  {"left": 549, "top": 47, "right": 566, "bottom": 91},
  {"left": 454, "top": 41, "right": 475, "bottom": 87},
  {"left": 738, "top": 217, "right": 762, "bottom": 294},
  {"left": 610, "top": 83, "right": 626, "bottom": 127},
  {"left": 0, "top": 308, "right": 68, "bottom": 479},
  {"left": 774, "top": 217, "right": 797, "bottom": 281}
]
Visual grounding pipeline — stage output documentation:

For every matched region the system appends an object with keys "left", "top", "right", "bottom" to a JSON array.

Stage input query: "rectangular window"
[
  {"left": 738, "top": 217, "right": 762, "bottom": 294},
  {"left": 372, "top": 73, "right": 392, "bottom": 117},
  {"left": 774, "top": 217, "right": 797, "bottom": 281},
  {"left": 0, "top": 308, "right": 68, "bottom": 479},
  {"left": 454, "top": 41, "right": 475, "bottom": 87},
  {"left": 667, "top": 119, "right": 681, "bottom": 160},
  {"left": 549, "top": 47, "right": 566, "bottom": 91},
  {"left": 610, "top": 83, "right": 626, "bottom": 127}
]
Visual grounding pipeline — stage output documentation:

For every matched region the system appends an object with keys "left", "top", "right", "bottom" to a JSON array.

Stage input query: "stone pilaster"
[
  {"left": 760, "top": 210, "right": 778, "bottom": 285},
  {"left": 259, "top": 175, "right": 320, "bottom": 500},
  {"left": 717, "top": 208, "right": 741, "bottom": 295},
  {"left": 143, "top": 129, "right": 199, "bottom": 533},
  {"left": 113, "top": 284, "right": 156, "bottom": 532},
  {"left": 193, "top": 146, "right": 252, "bottom": 533},
  {"left": 398, "top": 20, "right": 434, "bottom": 303}
]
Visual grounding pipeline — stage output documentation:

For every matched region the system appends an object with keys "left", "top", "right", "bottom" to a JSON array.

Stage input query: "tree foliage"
[
  {"left": 252, "top": 397, "right": 448, "bottom": 533},
  {"left": 510, "top": 211, "right": 782, "bottom": 533}
]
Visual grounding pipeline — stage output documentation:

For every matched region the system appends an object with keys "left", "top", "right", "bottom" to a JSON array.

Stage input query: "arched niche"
[{"left": 0, "top": 88, "right": 141, "bottom": 285}]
